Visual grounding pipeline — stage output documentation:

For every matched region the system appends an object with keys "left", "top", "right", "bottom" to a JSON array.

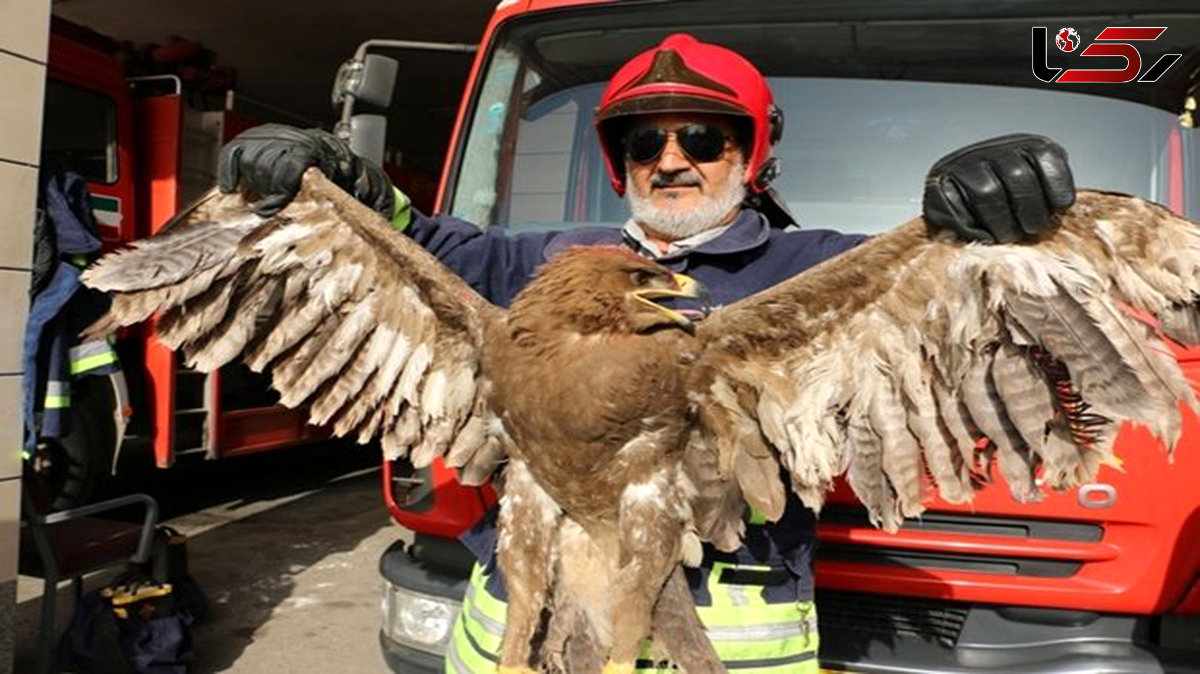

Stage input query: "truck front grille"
[{"left": 817, "top": 590, "right": 969, "bottom": 648}]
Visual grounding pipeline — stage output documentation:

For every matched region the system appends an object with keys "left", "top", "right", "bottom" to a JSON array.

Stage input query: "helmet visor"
[{"left": 596, "top": 93, "right": 747, "bottom": 123}]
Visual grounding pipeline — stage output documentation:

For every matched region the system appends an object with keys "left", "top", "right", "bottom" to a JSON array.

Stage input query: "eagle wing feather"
[
  {"left": 83, "top": 169, "right": 506, "bottom": 478},
  {"left": 692, "top": 190, "right": 1200, "bottom": 535}
]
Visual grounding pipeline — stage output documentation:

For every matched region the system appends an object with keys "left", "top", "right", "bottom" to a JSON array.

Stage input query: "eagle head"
[{"left": 510, "top": 246, "right": 710, "bottom": 336}]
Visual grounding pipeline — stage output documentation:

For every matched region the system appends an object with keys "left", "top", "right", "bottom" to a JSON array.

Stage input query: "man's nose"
[{"left": 656, "top": 136, "right": 690, "bottom": 172}]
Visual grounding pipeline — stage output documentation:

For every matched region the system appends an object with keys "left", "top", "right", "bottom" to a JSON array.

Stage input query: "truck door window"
[
  {"left": 451, "top": 45, "right": 521, "bottom": 228},
  {"left": 41, "top": 80, "right": 118, "bottom": 184}
]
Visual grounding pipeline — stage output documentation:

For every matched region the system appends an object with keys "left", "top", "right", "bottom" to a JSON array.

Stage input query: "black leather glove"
[
  {"left": 217, "top": 123, "right": 395, "bottom": 218},
  {"left": 922, "top": 133, "right": 1075, "bottom": 243}
]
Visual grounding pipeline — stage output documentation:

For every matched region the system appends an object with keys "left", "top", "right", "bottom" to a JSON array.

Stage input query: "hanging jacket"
[{"left": 23, "top": 172, "right": 119, "bottom": 450}]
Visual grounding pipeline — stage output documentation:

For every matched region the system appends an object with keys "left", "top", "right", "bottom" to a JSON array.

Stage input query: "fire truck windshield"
[{"left": 448, "top": 24, "right": 1195, "bottom": 235}]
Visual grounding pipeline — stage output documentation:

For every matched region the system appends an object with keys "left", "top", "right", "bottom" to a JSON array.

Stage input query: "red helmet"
[{"left": 594, "top": 33, "right": 783, "bottom": 196}]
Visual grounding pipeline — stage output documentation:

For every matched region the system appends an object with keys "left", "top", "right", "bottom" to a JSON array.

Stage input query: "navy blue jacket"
[
  {"left": 23, "top": 173, "right": 117, "bottom": 450},
  {"left": 406, "top": 206, "right": 867, "bottom": 603},
  {"left": 406, "top": 209, "right": 865, "bottom": 310}
]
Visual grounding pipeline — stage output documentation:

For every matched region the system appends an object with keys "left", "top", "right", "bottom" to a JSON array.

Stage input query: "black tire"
[{"left": 34, "top": 378, "right": 118, "bottom": 509}]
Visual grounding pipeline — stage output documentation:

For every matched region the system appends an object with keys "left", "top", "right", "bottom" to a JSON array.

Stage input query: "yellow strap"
[
  {"left": 108, "top": 583, "right": 173, "bottom": 606},
  {"left": 390, "top": 187, "right": 413, "bottom": 232}
]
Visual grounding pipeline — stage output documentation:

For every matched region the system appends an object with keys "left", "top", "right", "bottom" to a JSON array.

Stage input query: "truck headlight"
[{"left": 381, "top": 582, "right": 461, "bottom": 654}]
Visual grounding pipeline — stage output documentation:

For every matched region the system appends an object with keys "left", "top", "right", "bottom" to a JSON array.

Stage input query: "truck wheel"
[{"left": 32, "top": 380, "right": 118, "bottom": 509}]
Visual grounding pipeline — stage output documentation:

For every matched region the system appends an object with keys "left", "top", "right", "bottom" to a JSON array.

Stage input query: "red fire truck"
[
  {"left": 376, "top": 1, "right": 1200, "bottom": 672},
  {"left": 35, "top": 19, "right": 326, "bottom": 507}
]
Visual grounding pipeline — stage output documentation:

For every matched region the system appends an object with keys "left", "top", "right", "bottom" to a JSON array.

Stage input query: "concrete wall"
[{"left": 0, "top": 1, "right": 51, "bottom": 672}]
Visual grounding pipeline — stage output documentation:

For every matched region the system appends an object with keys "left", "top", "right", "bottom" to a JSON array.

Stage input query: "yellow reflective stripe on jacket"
[
  {"left": 446, "top": 564, "right": 503, "bottom": 673},
  {"left": 446, "top": 615, "right": 495, "bottom": 674},
  {"left": 692, "top": 560, "right": 819, "bottom": 669},
  {"left": 462, "top": 565, "right": 506, "bottom": 654},
  {"left": 69, "top": 339, "right": 118, "bottom": 375},
  {"left": 44, "top": 380, "right": 70, "bottom": 409},
  {"left": 447, "top": 561, "right": 819, "bottom": 673}
]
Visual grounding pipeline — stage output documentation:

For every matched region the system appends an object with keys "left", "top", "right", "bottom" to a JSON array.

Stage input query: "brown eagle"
[{"left": 83, "top": 170, "right": 1200, "bottom": 673}]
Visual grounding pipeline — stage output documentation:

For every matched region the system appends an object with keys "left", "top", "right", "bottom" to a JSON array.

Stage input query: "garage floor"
[{"left": 14, "top": 445, "right": 413, "bottom": 673}]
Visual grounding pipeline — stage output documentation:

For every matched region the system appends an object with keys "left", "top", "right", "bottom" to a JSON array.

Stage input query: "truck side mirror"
[
  {"left": 349, "top": 114, "right": 388, "bottom": 167},
  {"left": 332, "top": 53, "right": 399, "bottom": 109},
  {"left": 333, "top": 54, "right": 399, "bottom": 166},
  {"left": 330, "top": 40, "right": 474, "bottom": 167}
]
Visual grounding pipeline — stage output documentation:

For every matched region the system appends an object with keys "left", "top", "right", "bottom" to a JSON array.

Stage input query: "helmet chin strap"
[{"left": 743, "top": 186, "right": 798, "bottom": 229}]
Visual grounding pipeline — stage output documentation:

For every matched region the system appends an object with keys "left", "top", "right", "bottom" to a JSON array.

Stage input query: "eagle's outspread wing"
[
  {"left": 691, "top": 190, "right": 1200, "bottom": 535},
  {"left": 82, "top": 169, "right": 506, "bottom": 481}
]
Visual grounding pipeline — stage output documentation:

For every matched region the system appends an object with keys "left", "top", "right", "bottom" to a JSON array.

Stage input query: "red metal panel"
[
  {"left": 526, "top": 0, "right": 613, "bottom": 9},
  {"left": 1168, "top": 125, "right": 1184, "bottom": 213},
  {"left": 134, "top": 95, "right": 184, "bottom": 468},
  {"left": 216, "top": 407, "right": 325, "bottom": 457},
  {"left": 209, "top": 367, "right": 222, "bottom": 457},
  {"left": 221, "top": 110, "right": 261, "bottom": 143},
  {"left": 1173, "top": 576, "right": 1200, "bottom": 614}
]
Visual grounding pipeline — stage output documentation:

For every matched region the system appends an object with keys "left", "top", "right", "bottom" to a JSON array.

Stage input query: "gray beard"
[{"left": 627, "top": 162, "right": 746, "bottom": 240}]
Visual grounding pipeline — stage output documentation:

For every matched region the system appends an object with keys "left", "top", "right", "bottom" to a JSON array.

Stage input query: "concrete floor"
[{"left": 14, "top": 444, "right": 413, "bottom": 673}]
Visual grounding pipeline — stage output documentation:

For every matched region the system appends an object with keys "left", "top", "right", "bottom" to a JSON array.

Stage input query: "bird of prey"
[{"left": 83, "top": 170, "right": 1200, "bottom": 673}]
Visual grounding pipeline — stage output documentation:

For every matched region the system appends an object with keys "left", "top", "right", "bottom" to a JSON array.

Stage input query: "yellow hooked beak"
[{"left": 631, "top": 273, "right": 712, "bottom": 334}]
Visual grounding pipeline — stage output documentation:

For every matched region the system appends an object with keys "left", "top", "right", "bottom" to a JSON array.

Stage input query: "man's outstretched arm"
[{"left": 217, "top": 124, "right": 556, "bottom": 307}]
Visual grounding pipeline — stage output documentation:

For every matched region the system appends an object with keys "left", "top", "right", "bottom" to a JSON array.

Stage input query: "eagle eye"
[{"left": 628, "top": 269, "right": 655, "bottom": 286}]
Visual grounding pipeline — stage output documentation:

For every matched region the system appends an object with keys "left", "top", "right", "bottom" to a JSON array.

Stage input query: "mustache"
[{"left": 650, "top": 171, "right": 702, "bottom": 188}]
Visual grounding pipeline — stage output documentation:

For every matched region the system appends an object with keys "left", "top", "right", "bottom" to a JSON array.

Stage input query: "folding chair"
[{"left": 19, "top": 470, "right": 159, "bottom": 674}]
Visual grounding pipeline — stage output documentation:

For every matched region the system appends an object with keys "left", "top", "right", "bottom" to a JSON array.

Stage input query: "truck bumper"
[
  {"left": 818, "top": 590, "right": 1200, "bottom": 673},
  {"left": 378, "top": 536, "right": 473, "bottom": 674},
  {"left": 377, "top": 541, "right": 1200, "bottom": 674},
  {"left": 378, "top": 629, "right": 445, "bottom": 674}
]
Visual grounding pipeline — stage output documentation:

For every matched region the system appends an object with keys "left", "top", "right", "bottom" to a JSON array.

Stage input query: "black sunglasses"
[{"left": 624, "top": 124, "right": 730, "bottom": 164}]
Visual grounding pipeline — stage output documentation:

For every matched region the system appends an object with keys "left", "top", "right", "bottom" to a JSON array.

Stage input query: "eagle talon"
[{"left": 602, "top": 661, "right": 635, "bottom": 674}]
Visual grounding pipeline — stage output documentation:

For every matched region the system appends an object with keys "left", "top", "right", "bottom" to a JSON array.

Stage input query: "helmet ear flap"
[
  {"left": 749, "top": 106, "right": 784, "bottom": 191},
  {"left": 767, "top": 104, "right": 784, "bottom": 145}
]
